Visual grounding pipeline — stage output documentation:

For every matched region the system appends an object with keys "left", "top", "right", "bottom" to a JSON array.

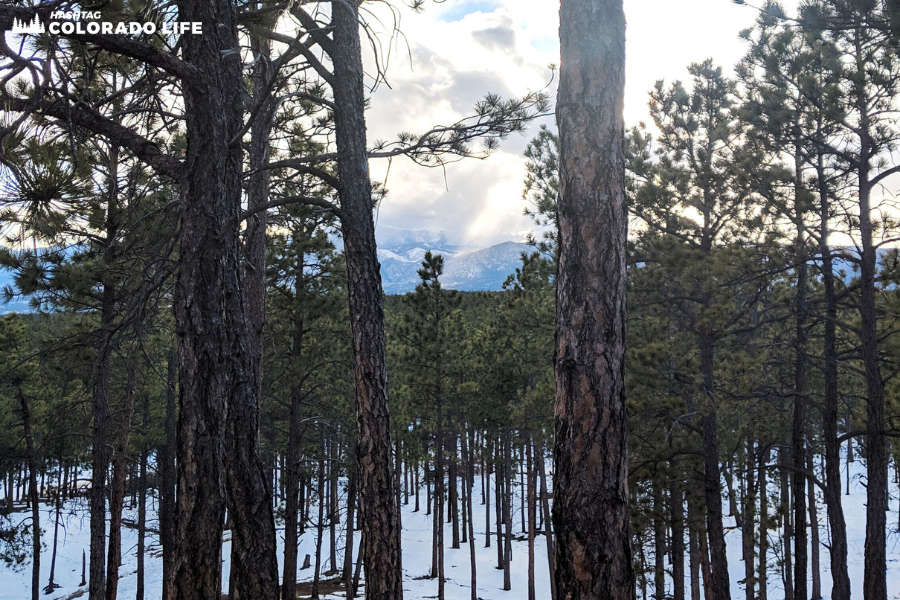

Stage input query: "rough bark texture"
[
  {"left": 698, "top": 329, "right": 731, "bottom": 600},
  {"left": 160, "top": 349, "right": 177, "bottom": 600},
  {"left": 224, "top": 21, "right": 281, "bottom": 600},
  {"left": 331, "top": 2, "right": 403, "bottom": 598},
  {"left": 553, "top": 1, "right": 633, "bottom": 598},
  {"left": 172, "top": 1, "right": 248, "bottom": 598},
  {"left": 817, "top": 147, "right": 849, "bottom": 600},
  {"left": 223, "top": 25, "right": 280, "bottom": 593},
  {"left": 90, "top": 211, "right": 117, "bottom": 600},
  {"left": 791, "top": 258, "right": 808, "bottom": 600},
  {"left": 19, "top": 389, "right": 39, "bottom": 600},
  {"left": 105, "top": 370, "right": 135, "bottom": 600},
  {"left": 282, "top": 286, "right": 306, "bottom": 600}
]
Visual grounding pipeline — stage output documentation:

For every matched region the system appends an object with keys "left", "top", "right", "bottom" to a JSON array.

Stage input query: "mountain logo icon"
[{"left": 11, "top": 15, "right": 45, "bottom": 34}]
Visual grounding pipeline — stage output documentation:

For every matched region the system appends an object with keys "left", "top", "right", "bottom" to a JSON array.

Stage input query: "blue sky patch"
[{"left": 437, "top": 0, "right": 502, "bottom": 22}]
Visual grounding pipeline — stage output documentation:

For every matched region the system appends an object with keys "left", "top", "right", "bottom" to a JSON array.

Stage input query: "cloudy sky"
[{"left": 361, "top": 0, "right": 801, "bottom": 247}]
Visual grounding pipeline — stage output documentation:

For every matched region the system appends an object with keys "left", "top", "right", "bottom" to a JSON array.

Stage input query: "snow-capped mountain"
[{"left": 375, "top": 227, "right": 531, "bottom": 294}]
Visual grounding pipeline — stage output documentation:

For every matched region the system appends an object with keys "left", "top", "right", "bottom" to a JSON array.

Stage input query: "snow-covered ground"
[{"left": 0, "top": 454, "right": 896, "bottom": 599}]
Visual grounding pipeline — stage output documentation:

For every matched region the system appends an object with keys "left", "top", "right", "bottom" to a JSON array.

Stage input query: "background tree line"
[{"left": 1, "top": 1, "right": 900, "bottom": 600}]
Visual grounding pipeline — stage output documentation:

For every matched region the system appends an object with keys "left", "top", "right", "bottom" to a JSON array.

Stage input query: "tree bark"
[
  {"left": 527, "top": 433, "right": 536, "bottom": 600},
  {"left": 160, "top": 349, "right": 176, "bottom": 600},
  {"left": 699, "top": 329, "right": 731, "bottom": 600},
  {"left": 225, "top": 24, "right": 281, "bottom": 600},
  {"left": 19, "top": 388, "right": 39, "bottom": 600},
  {"left": 670, "top": 468, "right": 685, "bottom": 600},
  {"left": 816, "top": 140, "right": 849, "bottom": 600},
  {"left": 791, "top": 158, "right": 809, "bottom": 599},
  {"left": 106, "top": 369, "right": 136, "bottom": 600},
  {"left": 282, "top": 279, "right": 305, "bottom": 600},
  {"left": 758, "top": 447, "right": 769, "bottom": 600},
  {"left": 554, "top": 1, "right": 633, "bottom": 598},
  {"left": 535, "top": 442, "right": 557, "bottom": 600},
  {"left": 173, "top": 2, "right": 254, "bottom": 598},
  {"left": 331, "top": 3, "right": 403, "bottom": 597}
]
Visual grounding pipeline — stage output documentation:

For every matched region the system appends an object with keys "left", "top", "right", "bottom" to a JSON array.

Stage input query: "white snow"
[{"left": 0, "top": 455, "right": 897, "bottom": 599}]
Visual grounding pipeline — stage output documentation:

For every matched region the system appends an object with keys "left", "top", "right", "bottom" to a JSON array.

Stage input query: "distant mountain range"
[{"left": 375, "top": 227, "right": 531, "bottom": 294}]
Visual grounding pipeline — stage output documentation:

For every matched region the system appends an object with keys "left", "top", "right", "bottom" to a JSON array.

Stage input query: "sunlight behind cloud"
[{"left": 362, "top": 0, "right": 802, "bottom": 247}]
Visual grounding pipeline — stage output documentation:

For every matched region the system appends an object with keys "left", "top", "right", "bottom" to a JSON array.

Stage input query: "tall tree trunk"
[
  {"left": 670, "top": 468, "right": 685, "bottom": 600},
  {"left": 136, "top": 438, "right": 147, "bottom": 600},
  {"left": 173, "top": 1, "right": 254, "bottom": 598},
  {"left": 808, "top": 447, "right": 821, "bottom": 600},
  {"left": 742, "top": 440, "right": 757, "bottom": 600},
  {"left": 816, "top": 141, "right": 849, "bottom": 600},
  {"left": 463, "top": 428, "right": 478, "bottom": 600},
  {"left": 106, "top": 369, "right": 136, "bottom": 600},
  {"left": 450, "top": 434, "right": 460, "bottom": 547},
  {"left": 527, "top": 432, "right": 536, "bottom": 600},
  {"left": 160, "top": 349, "right": 177, "bottom": 600},
  {"left": 791, "top": 159, "right": 809, "bottom": 599},
  {"left": 688, "top": 498, "right": 701, "bottom": 600},
  {"left": 19, "top": 388, "right": 39, "bottom": 600},
  {"left": 535, "top": 443, "right": 557, "bottom": 600},
  {"left": 554, "top": 1, "right": 633, "bottom": 597},
  {"left": 90, "top": 221, "right": 117, "bottom": 600},
  {"left": 331, "top": 4, "right": 403, "bottom": 597},
  {"left": 758, "top": 447, "right": 769, "bottom": 600},
  {"left": 45, "top": 465, "right": 62, "bottom": 595},
  {"left": 699, "top": 329, "right": 731, "bottom": 600},
  {"left": 780, "top": 450, "right": 794, "bottom": 600},
  {"left": 313, "top": 431, "right": 326, "bottom": 599},
  {"left": 330, "top": 435, "right": 340, "bottom": 574},
  {"left": 503, "top": 430, "right": 512, "bottom": 592},
  {"left": 225, "top": 24, "right": 281, "bottom": 600},
  {"left": 344, "top": 462, "right": 358, "bottom": 600},
  {"left": 855, "top": 44, "right": 888, "bottom": 599},
  {"left": 653, "top": 484, "right": 666, "bottom": 600},
  {"left": 484, "top": 440, "right": 491, "bottom": 549},
  {"left": 282, "top": 278, "right": 306, "bottom": 600}
]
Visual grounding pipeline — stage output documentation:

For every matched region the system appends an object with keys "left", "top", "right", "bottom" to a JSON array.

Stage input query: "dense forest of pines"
[{"left": 1, "top": 0, "right": 900, "bottom": 599}]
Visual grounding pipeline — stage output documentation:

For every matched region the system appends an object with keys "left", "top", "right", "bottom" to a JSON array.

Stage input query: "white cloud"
[{"left": 360, "top": 0, "right": 801, "bottom": 247}]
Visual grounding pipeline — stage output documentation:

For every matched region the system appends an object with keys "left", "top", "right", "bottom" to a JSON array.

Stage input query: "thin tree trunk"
[
  {"left": 463, "top": 428, "right": 478, "bottom": 600},
  {"left": 503, "top": 430, "right": 512, "bottom": 592},
  {"left": 742, "top": 440, "right": 757, "bottom": 600},
  {"left": 19, "top": 389, "right": 40, "bottom": 600},
  {"left": 527, "top": 432, "right": 536, "bottom": 600},
  {"left": 670, "top": 468, "right": 685, "bottom": 600},
  {"left": 330, "top": 435, "right": 339, "bottom": 574},
  {"left": 699, "top": 329, "right": 731, "bottom": 600},
  {"left": 312, "top": 432, "right": 326, "bottom": 599},
  {"left": 781, "top": 449, "right": 794, "bottom": 600},
  {"left": 106, "top": 369, "right": 136, "bottom": 600},
  {"left": 535, "top": 442, "right": 557, "bottom": 600},
  {"left": 698, "top": 509, "right": 714, "bottom": 600},
  {"left": 344, "top": 462, "right": 357, "bottom": 599},
  {"left": 688, "top": 500, "right": 701, "bottom": 600},
  {"left": 282, "top": 277, "right": 306, "bottom": 600},
  {"left": 554, "top": 2, "right": 633, "bottom": 597},
  {"left": 484, "top": 438, "right": 491, "bottom": 549},
  {"left": 46, "top": 466, "right": 62, "bottom": 595},
  {"left": 136, "top": 392, "right": 149, "bottom": 600},
  {"left": 414, "top": 459, "right": 420, "bottom": 513},
  {"left": 817, "top": 139, "right": 849, "bottom": 600},
  {"left": 791, "top": 180, "right": 809, "bottom": 600},
  {"left": 161, "top": 348, "right": 176, "bottom": 600},
  {"left": 808, "top": 447, "right": 821, "bottom": 600},
  {"left": 653, "top": 485, "right": 666, "bottom": 600},
  {"left": 758, "top": 447, "right": 769, "bottom": 600}
]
